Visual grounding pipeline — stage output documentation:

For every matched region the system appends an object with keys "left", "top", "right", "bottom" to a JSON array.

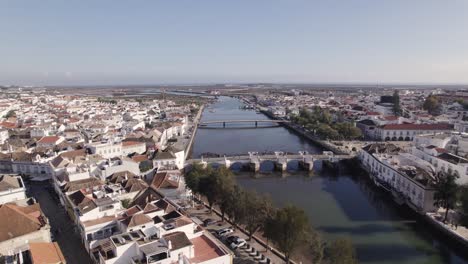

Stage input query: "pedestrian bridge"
[
  {"left": 186, "top": 151, "right": 352, "bottom": 172},
  {"left": 198, "top": 119, "right": 290, "bottom": 128}
]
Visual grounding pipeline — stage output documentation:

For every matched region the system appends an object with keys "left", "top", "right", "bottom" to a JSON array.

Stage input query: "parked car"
[
  {"left": 230, "top": 237, "right": 247, "bottom": 249},
  {"left": 225, "top": 235, "right": 239, "bottom": 244},
  {"left": 203, "top": 218, "right": 218, "bottom": 227},
  {"left": 216, "top": 228, "right": 234, "bottom": 237}
]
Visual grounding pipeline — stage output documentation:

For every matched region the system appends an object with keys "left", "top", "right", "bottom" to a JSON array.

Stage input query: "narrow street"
[{"left": 27, "top": 181, "right": 92, "bottom": 264}]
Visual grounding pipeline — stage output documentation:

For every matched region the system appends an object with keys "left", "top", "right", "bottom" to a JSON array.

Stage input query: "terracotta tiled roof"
[
  {"left": 190, "top": 235, "right": 225, "bottom": 262},
  {"left": 59, "top": 149, "right": 86, "bottom": 159},
  {"left": 37, "top": 136, "right": 61, "bottom": 144},
  {"left": 151, "top": 172, "right": 179, "bottom": 189},
  {"left": 0, "top": 204, "right": 45, "bottom": 242},
  {"left": 381, "top": 123, "right": 453, "bottom": 130},
  {"left": 122, "top": 141, "right": 144, "bottom": 147},
  {"left": 0, "top": 122, "right": 17, "bottom": 129},
  {"left": 29, "top": 242, "right": 66, "bottom": 264},
  {"left": 131, "top": 155, "right": 148, "bottom": 163},
  {"left": 163, "top": 232, "right": 192, "bottom": 250},
  {"left": 0, "top": 175, "right": 21, "bottom": 191},
  {"left": 126, "top": 214, "right": 152, "bottom": 228}
]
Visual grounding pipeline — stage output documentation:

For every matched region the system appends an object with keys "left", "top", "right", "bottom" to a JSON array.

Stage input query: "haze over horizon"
[{"left": 1, "top": 0, "right": 468, "bottom": 86}]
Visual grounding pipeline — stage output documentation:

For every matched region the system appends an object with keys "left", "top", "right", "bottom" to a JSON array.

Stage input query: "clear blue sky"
[{"left": 1, "top": 0, "right": 468, "bottom": 85}]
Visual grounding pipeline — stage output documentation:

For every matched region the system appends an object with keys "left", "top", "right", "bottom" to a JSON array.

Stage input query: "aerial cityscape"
[{"left": 1, "top": 1, "right": 468, "bottom": 264}]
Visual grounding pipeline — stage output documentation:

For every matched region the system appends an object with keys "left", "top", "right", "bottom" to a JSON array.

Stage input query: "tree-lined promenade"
[
  {"left": 289, "top": 107, "right": 362, "bottom": 141},
  {"left": 184, "top": 163, "right": 358, "bottom": 264}
]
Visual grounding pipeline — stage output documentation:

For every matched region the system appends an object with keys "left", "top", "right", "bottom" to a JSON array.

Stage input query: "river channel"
[{"left": 192, "top": 96, "right": 468, "bottom": 264}]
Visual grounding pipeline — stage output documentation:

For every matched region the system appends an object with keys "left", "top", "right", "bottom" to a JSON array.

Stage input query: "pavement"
[
  {"left": 186, "top": 201, "right": 286, "bottom": 264},
  {"left": 26, "top": 180, "right": 93, "bottom": 264}
]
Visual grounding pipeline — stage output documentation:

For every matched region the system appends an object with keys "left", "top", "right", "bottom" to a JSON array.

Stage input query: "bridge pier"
[
  {"left": 224, "top": 156, "right": 231, "bottom": 169},
  {"left": 299, "top": 159, "right": 314, "bottom": 171},
  {"left": 274, "top": 159, "right": 288, "bottom": 172},
  {"left": 249, "top": 161, "right": 260, "bottom": 172}
]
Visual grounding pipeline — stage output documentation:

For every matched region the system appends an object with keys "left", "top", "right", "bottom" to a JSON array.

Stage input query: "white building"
[
  {"left": 93, "top": 157, "right": 140, "bottom": 181},
  {"left": 375, "top": 123, "right": 453, "bottom": 141},
  {"left": 0, "top": 129, "right": 8, "bottom": 144},
  {"left": 153, "top": 146, "right": 185, "bottom": 170},
  {"left": 0, "top": 174, "right": 26, "bottom": 204},
  {"left": 412, "top": 146, "right": 468, "bottom": 184},
  {"left": 359, "top": 143, "right": 437, "bottom": 213},
  {"left": 121, "top": 141, "right": 146, "bottom": 156},
  {"left": 87, "top": 142, "right": 123, "bottom": 159}
]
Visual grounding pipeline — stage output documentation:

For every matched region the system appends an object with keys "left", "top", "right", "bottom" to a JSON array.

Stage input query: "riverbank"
[
  {"left": 185, "top": 105, "right": 204, "bottom": 159},
  {"left": 237, "top": 95, "right": 350, "bottom": 155},
  {"left": 357, "top": 157, "right": 468, "bottom": 258},
  {"left": 192, "top": 95, "right": 468, "bottom": 263},
  {"left": 191, "top": 196, "right": 299, "bottom": 264}
]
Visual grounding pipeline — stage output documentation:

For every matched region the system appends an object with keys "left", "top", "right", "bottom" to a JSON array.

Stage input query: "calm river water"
[{"left": 192, "top": 96, "right": 468, "bottom": 264}]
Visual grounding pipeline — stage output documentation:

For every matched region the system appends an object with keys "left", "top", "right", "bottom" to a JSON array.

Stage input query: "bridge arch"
[{"left": 259, "top": 160, "right": 275, "bottom": 172}]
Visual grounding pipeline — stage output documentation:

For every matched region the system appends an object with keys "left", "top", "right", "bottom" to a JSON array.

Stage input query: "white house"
[
  {"left": 0, "top": 174, "right": 26, "bottom": 204},
  {"left": 36, "top": 136, "right": 64, "bottom": 149},
  {"left": 121, "top": 141, "right": 146, "bottom": 156},
  {"left": 0, "top": 129, "right": 8, "bottom": 144},
  {"left": 87, "top": 142, "right": 123, "bottom": 159},
  {"left": 153, "top": 146, "right": 185, "bottom": 170},
  {"left": 359, "top": 143, "right": 437, "bottom": 213}
]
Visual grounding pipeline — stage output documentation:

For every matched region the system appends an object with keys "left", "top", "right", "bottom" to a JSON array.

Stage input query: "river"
[{"left": 192, "top": 96, "right": 468, "bottom": 264}]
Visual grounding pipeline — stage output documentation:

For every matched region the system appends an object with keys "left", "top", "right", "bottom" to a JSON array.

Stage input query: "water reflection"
[{"left": 193, "top": 96, "right": 468, "bottom": 264}]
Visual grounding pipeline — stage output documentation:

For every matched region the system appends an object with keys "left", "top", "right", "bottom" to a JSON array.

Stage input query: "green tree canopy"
[
  {"left": 225, "top": 185, "right": 247, "bottom": 229},
  {"left": 243, "top": 190, "right": 273, "bottom": 240},
  {"left": 316, "top": 124, "right": 340, "bottom": 140},
  {"left": 433, "top": 171, "right": 460, "bottom": 223},
  {"left": 392, "top": 90, "right": 403, "bottom": 116},
  {"left": 423, "top": 95, "right": 442, "bottom": 115},
  {"left": 214, "top": 166, "right": 236, "bottom": 221},
  {"left": 265, "top": 205, "right": 311, "bottom": 263},
  {"left": 327, "top": 238, "right": 358, "bottom": 264},
  {"left": 334, "top": 122, "right": 362, "bottom": 140}
]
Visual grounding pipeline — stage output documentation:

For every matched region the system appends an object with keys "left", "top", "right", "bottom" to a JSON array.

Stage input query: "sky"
[{"left": 1, "top": 0, "right": 468, "bottom": 85}]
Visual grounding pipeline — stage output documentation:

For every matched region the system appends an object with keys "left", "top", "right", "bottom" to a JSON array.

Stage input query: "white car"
[
  {"left": 230, "top": 238, "right": 247, "bottom": 249},
  {"left": 216, "top": 228, "right": 234, "bottom": 237}
]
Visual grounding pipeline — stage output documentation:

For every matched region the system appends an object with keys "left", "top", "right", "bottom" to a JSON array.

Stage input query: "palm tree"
[{"left": 433, "top": 171, "right": 459, "bottom": 223}]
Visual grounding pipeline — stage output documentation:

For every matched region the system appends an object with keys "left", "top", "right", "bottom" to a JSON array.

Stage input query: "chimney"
[{"left": 168, "top": 240, "right": 173, "bottom": 250}]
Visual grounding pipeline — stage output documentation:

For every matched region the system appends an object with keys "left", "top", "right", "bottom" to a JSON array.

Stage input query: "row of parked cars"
[
  {"left": 215, "top": 227, "right": 247, "bottom": 249},
  {"left": 203, "top": 217, "right": 272, "bottom": 263}
]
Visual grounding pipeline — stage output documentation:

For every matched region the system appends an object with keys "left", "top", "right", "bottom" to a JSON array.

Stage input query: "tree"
[
  {"left": 266, "top": 205, "right": 311, "bottom": 263},
  {"left": 4, "top": 110, "right": 15, "bottom": 119},
  {"left": 316, "top": 124, "right": 340, "bottom": 140},
  {"left": 433, "top": 171, "right": 460, "bottom": 223},
  {"left": 121, "top": 199, "right": 131, "bottom": 209},
  {"left": 139, "top": 160, "right": 153, "bottom": 172},
  {"left": 392, "top": 90, "right": 402, "bottom": 116},
  {"left": 225, "top": 185, "right": 247, "bottom": 230},
  {"left": 184, "top": 163, "right": 205, "bottom": 200},
  {"left": 334, "top": 122, "right": 362, "bottom": 140},
  {"left": 423, "top": 95, "right": 442, "bottom": 115},
  {"left": 243, "top": 191, "right": 273, "bottom": 241},
  {"left": 262, "top": 208, "right": 277, "bottom": 252},
  {"left": 459, "top": 185, "right": 468, "bottom": 226},
  {"left": 198, "top": 166, "right": 217, "bottom": 211},
  {"left": 327, "top": 238, "right": 358, "bottom": 264},
  {"left": 215, "top": 166, "right": 236, "bottom": 221},
  {"left": 310, "top": 231, "right": 326, "bottom": 264}
]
